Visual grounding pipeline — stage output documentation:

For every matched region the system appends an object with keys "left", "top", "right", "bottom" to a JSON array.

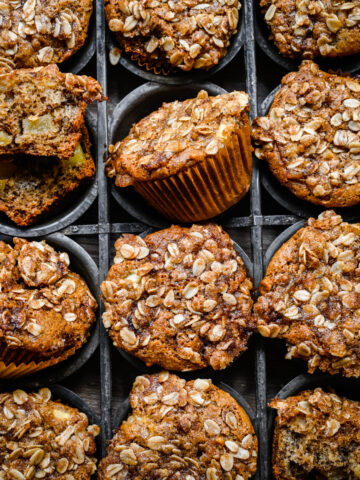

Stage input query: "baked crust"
[
  {"left": 261, "top": 0, "right": 360, "bottom": 58},
  {"left": 255, "top": 210, "right": 360, "bottom": 377},
  {"left": 0, "top": 238, "right": 97, "bottom": 363},
  {"left": 104, "top": 0, "right": 240, "bottom": 72},
  {"left": 252, "top": 61, "right": 360, "bottom": 208},
  {"left": 101, "top": 224, "right": 254, "bottom": 371},
  {"left": 0, "top": 0, "right": 93, "bottom": 71},
  {"left": 106, "top": 90, "right": 250, "bottom": 187},
  {"left": 271, "top": 388, "right": 360, "bottom": 480},
  {"left": 0, "top": 127, "right": 95, "bottom": 226},
  {"left": 0, "top": 387, "right": 99, "bottom": 479},
  {"left": 97, "top": 372, "right": 258, "bottom": 480},
  {"left": 0, "top": 65, "right": 104, "bottom": 159}
]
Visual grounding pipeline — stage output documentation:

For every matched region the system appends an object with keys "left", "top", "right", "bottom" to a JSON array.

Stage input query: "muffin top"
[
  {"left": 105, "top": 0, "right": 240, "bottom": 72},
  {"left": 0, "top": 387, "right": 99, "bottom": 479},
  {"left": 0, "top": 0, "right": 93, "bottom": 72},
  {"left": 101, "top": 224, "right": 254, "bottom": 371},
  {"left": 271, "top": 388, "right": 360, "bottom": 479},
  {"left": 97, "top": 372, "right": 258, "bottom": 480},
  {"left": 261, "top": 0, "right": 360, "bottom": 58},
  {"left": 106, "top": 90, "right": 249, "bottom": 187},
  {"left": 252, "top": 61, "right": 360, "bottom": 208},
  {"left": 255, "top": 210, "right": 360, "bottom": 377},
  {"left": 0, "top": 237, "right": 97, "bottom": 361}
]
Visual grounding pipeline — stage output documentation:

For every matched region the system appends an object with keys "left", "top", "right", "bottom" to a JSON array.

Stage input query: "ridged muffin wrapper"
[
  {"left": 0, "top": 345, "right": 76, "bottom": 379},
  {"left": 133, "top": 124, "right": 253, "bottom": 223}
]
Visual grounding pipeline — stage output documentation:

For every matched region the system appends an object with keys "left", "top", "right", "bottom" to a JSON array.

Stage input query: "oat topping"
[
  {"left": 106, "top": 90, "right": 249, "bottom": 187},
  {"left": 0, "top": 65, "right": 104, "bottom": 159},
  {"left": 0, "top": 388, "right": 99, "bottom": 479},
  {"left": 105, "top": 0, "right": 240, "bottom": 72},
  {"left": 0, "top": 0, "right": 93, "bottom": 71},
  {"left": 252, "top": 61, "right": 360, "bottom": 207},
  {"left": 98, "top": 373, "right": 258, "bottom": 480},
  {"left": 261, "top": 0, "right": 360, "bottom": 58},
  {"left": 0, "top": 238, "right": 97, "bottom": 360},
  {"left": 271, "top": 388, "right": 360, "bottom": 479},
  {"left": 101, "top": 224, "right": 254, "bottom": 371},
  {"left": 255, "top": 210, "right": 360, "bottom": 377}
]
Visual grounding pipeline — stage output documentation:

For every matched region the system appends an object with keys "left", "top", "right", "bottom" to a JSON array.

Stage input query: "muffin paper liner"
[{"left": 134, "top": 124, "right": 252, "bottom": 222}]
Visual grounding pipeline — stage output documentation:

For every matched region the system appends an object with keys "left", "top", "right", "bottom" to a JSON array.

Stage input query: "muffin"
[
  {"left": 0, "top": 387, "right": 99, "bottom": 478},
  {"left": 0, "top": 0, "right": 93, "bottom": 72},
  {"left": 101, "top": 224, "right": 254, "bottom": 371},
  {"left": 271, "top": 388, "right": 360, "bottom": 479},
  {"left": 252, "top": 61, "right": 360, "bottom": 208},
  {"left": 0, "top": 65, "right": 105, "bottom": 159},
  {"left": 106, "top": 90, "right": 252, "bottom": 222},
  {"left": 261, "top": 0, "right": 360, "bottom": 59},
  {"left": 255, "top": 210, "right": 360, "bottom": 378},
  {"left": 0, "top": 237, "right": 97, "bottom": 378},
  {"left": 98, "top": 372, "right": 258, "bottom": 480},
  {"left": 104, "top": 0, "right": 240, "bottom": 73},
  {"left": 0, "top": 127, "right": 95, "bottom": 226}
]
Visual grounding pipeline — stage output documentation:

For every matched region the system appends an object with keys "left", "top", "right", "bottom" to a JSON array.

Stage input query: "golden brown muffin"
[
  {"left": 255, "top": 210, "right": 360, "bottom": 378},
  {"left": 271, "top": 388, "right": 360, "bottom": 480},
  {"left": 0, "top": 65, "right": 105, "bottom": 159},
  {"left": 97, "top": 372, "right": 258, "bottom": 480},
  {"left": 0, "top": 0, "right": 93, "bottom": 72},
  {"left": 0, "top": 387, "right": 99, "bottom": 478},
  {"left": 106, "top": 90, "right": 252, "bottom": 222},
  {"left": 261, "top": 0, "right": 360, "bottom": 59},
  {"left": 0, "top": 127, "right": 95, "bottom": 227},
  {"left": 0, "top": 237, "right": 97, "bottom": 378},
  {"left": 101, "top": 224, "right": 254, "bottom": 371},
  {"left": 252, "top": 61, "right": 360, "bottom": 208},
  {"left": 104, "top": 0, "right": 240, "bottom": 73}
]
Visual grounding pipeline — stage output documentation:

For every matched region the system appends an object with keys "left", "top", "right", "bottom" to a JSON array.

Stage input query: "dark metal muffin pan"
[
  {"left": 0, "top": 112, "right": 98, "bottom": 238},
  {"left": 106, "top": 6, "right": 244, "bottom": 85},
  {"left": 259, "top": 87, "right": 360, "bottom": 222},
  {"left": 0, "top": 232, "right": 99, "bottom": 389},
  {"left": 254, "top": 0, "right": 360, "bottom": 74}
]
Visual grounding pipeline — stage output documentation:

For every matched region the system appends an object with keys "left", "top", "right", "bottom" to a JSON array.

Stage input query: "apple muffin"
[
  {"left": 0, "top": 237, "right": 97, "bottom": 378},
  {"left": 271, "top": 388, "right": 360, "bottom": 479},
  {"left": 0, "top": 0, "right": 93, "bottom": 72},
  {"left": 101, "top": 224, "right": 254, "bottom": 371},
  {"left": 97, "top": 372, "right": 258, "bottom": 480},
  {"left": 261, "top": 0, "right": 360, "bottom": 58},
  {"left": 0, "top": 65, "right": 104, "bottom": 159},
  {"left": 252, "top": 61, "right": 360, "bottom": 208},
  {"left": 0, "top": 387, "right": 99, "bottom": 478},
  {"left": 255, "top": 210, "right": 360, "bottom": 378}
]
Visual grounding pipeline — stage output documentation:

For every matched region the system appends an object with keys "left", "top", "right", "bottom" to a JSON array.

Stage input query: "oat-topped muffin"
[
  {"left": 0, "top": 65, "right": 104, "bottom": 159},
  {"left": 0, "top": 127, "right": 95, "bottom": 226},
  {"left": 261, "top": 0, "right": 360, "bottom": 59},
  {"left": 0, "top": 237, "right": 97, "bottom": 378},
  {"left": 255, "top": 210, "right": 360, "bottom": 377},
  {"left": 252, "top": 61, "right": 360, "bottom": 208},
  {"left": 105, "top": 0, "right": 240, "bottom": 73},
  {"left": 0, "top": 0, "right": 93, "bottom": 72},
  {"left": 271, "top": 388, "right": 360, "bottom": 479},
  {"left": 101, "top": 224, "right": 254, "bottom": 371},
  {"left": 0, "top": 387, "right": 99, "bottom": 478},
  {"left": 107, "top": 90, "right": 252, "bottom": 222},
  {"left": 98, "top": 372, "right": 258, "bottom": 480}
]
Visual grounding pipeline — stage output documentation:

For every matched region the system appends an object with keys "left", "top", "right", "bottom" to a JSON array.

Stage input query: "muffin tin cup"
[
  {"left": 254, "top": 1, "right": 360, "bottom": 74},
  {"left": 0, "top": 233, "right": 99, "bottom": 388},
  {"left": 109, "top": 81, "right": 252, "bottom": 227},
  {"left": 258, "top": 87, "right": 360, "bottom": 222},
  {"left": 112, "top": 229, "right": 254, "bottom": 374},
  {"left": 0, "top": 111, "right": 98, "bottom": 238},
  {"left": 107, "top": 7, "right": 244, "bottom": 85}
]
